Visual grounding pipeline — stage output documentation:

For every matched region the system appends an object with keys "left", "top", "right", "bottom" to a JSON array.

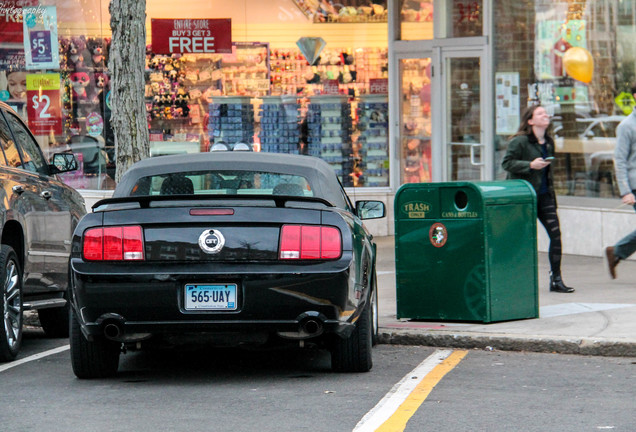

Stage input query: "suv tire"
[{"left": 0, "top": 245, "right": 23, "bottom": 362}]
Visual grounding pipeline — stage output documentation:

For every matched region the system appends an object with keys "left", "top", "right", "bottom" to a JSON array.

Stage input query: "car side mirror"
[
  {"left": 355, "top": 200, "right": 386, "bottom": 220},
  {"left": 50, "top": 153, "right": 79, "bottom": 174}
]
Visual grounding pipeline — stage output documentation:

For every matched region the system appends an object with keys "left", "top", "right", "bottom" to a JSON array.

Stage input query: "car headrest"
[
  {"left": 272, "top": 183, "right": 304, "bottom": 197},
  {"left": 160, "top": 175, "right": 194, "bottom": 195}
]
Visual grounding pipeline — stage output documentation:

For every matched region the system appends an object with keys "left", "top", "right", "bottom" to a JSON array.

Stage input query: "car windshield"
[{"left": 129, "top": 170, "right": 314, "bottom": 197}]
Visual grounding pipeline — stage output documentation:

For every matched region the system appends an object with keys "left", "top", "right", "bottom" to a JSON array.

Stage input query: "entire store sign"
[
  {"left": 151, "top": 18, "right": 232, "bottom": 54},
  {"left": 26, "top": 73, "right": 62, "bottom": 135}
]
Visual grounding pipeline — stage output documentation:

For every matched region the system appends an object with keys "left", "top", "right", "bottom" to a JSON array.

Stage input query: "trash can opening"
[{"left": 454, "top": 190, "right": 468, "bottom": 210}]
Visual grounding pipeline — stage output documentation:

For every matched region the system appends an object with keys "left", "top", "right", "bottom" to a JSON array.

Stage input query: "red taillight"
[
  {"left": 83, "top": 226, "right": 144, "bottom": 261},
  {"left": 103, "top": 227, "right": 123, "bottom": 260},
  {"left": 83, "top": 229, "right": 103, "bottom": 261},
  {"left": 279, "top": 225, "right": 341, "bottom": 260}
]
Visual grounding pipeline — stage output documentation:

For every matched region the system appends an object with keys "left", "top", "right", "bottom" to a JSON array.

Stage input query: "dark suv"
[{"left": 0, "top": 101, "right": 86, "bottom": 361}]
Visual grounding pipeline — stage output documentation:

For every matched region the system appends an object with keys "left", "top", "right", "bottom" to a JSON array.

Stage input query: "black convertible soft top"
[{"left": 113, "top": 152, "right": 350, "bottom": 209}]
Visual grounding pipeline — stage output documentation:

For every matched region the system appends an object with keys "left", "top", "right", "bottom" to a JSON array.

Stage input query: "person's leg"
[
  {"left": 537, "top": 193, "right": 574, "bottom": 292},
  {"left": 614, "top": 203, "right": 636, "bottom": 259},
  {"left": 606, "top": 203, "right": 636, "bottom": 279},
  {"left": 537, "top": 193, "right": 562, "bottom": 275},
  {"left": 614, "top": 228, "right": 636, "bottom": 259}
]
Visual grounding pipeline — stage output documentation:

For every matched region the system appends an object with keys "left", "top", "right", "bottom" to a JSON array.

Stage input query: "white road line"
[
  {"left": 0, "top": 345, "right": 69, "bottom": 373},
  {"left": 353, "top": 349, "right": 454, "bottom": 432}
]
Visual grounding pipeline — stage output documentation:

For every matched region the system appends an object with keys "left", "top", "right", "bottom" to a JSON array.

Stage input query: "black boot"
[{"left": 550, "top": 272, "right": 574, "bottom": 293}]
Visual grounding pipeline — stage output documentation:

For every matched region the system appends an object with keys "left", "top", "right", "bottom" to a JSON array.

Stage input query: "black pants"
[{"left": 537, "top": 193, "right": 562, "bottom": 276}]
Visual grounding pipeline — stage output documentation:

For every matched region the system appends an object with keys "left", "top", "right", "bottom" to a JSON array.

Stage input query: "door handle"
[
  {"left": 470, "top": 143, "right": 485, "bottom": 166},
  {"left": 40, "top": 190, "right": 52, "bottom": 200},
  {"left": 12, "top": 185, "right": 24, "bottom": 194}
]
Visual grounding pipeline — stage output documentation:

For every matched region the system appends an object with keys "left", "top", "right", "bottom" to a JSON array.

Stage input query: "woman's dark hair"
[{"left": 511, "top": 104, "right": 552, "bottom": 139}]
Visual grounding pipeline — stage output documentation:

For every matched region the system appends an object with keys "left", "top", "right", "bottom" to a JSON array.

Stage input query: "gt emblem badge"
[{"left": 198, "top": 229, "right": 225, "bottom": 254}]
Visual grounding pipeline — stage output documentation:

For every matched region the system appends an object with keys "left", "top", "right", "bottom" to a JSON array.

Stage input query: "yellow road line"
[{"left": 375, "top": 349, "right": 468, "bottom": 432}]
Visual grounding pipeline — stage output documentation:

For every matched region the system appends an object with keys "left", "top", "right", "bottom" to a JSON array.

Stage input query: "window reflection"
[
  {"left": 494, "top": 0, "right": 633, "bottom": 198},
  {"left": 400, "top": 58, "right": 432, "bottom": 183},
  {"left": 400, "top": 0, "right": 434, "bottom": 40}
]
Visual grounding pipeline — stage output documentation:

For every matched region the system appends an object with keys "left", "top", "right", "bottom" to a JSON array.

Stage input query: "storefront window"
[
  {"left": 447, "top": 56, "right": 481, "bottom": 180},
  {"left": 0, "top": 0, "right": 390, "bottom": 190},
  {"left": 399, "top": 58, "right": 432, "bottom": 183},
  {"left": 0, "top": 0, "right": 114, "bottom": 189},
  {"left": 446, "top": 0, "right": 482, "bottom": 38},
  {"left": 400, "top": 0, "right": 434, "bottom": 40},
  {"left": 494, "top": 0, "right": 631, "bottom": 198},
  {"left": 144, "top": 1, "right": 389, "bottom": 188}
]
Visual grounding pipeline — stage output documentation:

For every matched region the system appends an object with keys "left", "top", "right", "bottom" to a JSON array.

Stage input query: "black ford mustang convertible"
[{"left": 69, "top": 151, "right": 385, "bottom": 378}]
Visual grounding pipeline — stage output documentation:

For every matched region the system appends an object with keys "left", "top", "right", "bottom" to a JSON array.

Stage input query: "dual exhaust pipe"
[{"left": 100, "top": 312, "right": 326, "bottom": 342}]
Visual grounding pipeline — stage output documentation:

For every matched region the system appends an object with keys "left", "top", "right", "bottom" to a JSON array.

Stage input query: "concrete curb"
[{"left": 378, "top": 329, "right": 636, "bottom": 357}]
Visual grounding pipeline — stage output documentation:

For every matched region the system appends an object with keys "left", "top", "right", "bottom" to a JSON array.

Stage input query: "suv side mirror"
[
  {"left": 50, "top": 153, "right": 79, "bottom": 174},
  {"left": 355, "top": 200, "right": 386, "bottom": 220}
]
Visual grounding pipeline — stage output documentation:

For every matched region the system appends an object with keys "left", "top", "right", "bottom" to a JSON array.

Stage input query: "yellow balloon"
[{"left": 563, "top": 47, "right": 594, "bottom": 83}]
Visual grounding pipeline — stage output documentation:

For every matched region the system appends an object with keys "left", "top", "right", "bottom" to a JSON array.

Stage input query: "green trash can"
[{"left": 394, "top": 180, "right": 538, "bottom": 323}]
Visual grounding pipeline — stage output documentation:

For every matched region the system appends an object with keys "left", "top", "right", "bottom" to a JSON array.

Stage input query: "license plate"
[{"left": 184, "top": 284, "right": 237, "bottom": 311}]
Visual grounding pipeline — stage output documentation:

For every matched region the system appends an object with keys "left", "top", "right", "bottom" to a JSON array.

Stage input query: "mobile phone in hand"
[{"left": 544, "top": 156, "right": 555, "bottom": 161}]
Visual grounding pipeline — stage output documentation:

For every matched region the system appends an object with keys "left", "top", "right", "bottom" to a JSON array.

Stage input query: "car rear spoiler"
[{"left": 92, "top": 194, "right": 334, "bottom": 211}]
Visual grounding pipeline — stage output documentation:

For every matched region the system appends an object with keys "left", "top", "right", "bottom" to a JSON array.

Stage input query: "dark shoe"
[
  {"left": 605, "top": 246, "right": 619, "bottom": 279},
  {"left": 550, "top": 273, "right": 575, "bottom": 293}
]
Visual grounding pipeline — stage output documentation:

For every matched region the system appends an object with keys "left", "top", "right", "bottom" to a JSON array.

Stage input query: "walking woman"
[{"left": 502, "top": 104, "right": 574, "bottom": 293}]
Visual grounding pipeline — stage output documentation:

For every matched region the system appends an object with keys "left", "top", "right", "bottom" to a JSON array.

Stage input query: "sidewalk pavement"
[{"left": 374, "top": 236, "right": 636, "bottom": 357}]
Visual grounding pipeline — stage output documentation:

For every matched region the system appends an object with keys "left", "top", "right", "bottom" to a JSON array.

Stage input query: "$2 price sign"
[
  {"left": 26, "top": 73, "right": 62, "bottom": 135},
  {"left": 31, "top": 95, "right": 52, "bottom": 119}
]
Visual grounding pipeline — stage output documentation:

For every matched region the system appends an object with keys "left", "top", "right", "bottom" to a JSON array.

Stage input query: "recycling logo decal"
[{"left": 429, "top": 223, "right": 448, "bottom": 248}]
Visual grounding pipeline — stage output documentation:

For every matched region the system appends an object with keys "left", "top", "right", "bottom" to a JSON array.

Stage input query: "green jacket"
[{"left": 501, "top": 132, "right": 555, "bottom": 196}]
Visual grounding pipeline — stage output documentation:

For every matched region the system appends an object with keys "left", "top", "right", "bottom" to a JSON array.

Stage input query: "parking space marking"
[
  {"left": 0, "top": 345, "right": 69, "bottom": 373},
  {"left": 353, "top": 349, "right": 468, "bottom": 432}
]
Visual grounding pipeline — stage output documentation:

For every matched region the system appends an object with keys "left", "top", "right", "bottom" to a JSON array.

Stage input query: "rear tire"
[
  {"left": 70, "top": 308, "right": 120, "bottom": 378},
  {"left": 330, "top": 295, "right": 373, "bottom": 373},
  {"left": 0, "top": 245, "right": 22, "bottom": 362},
  {"left": 371, "top": 276, "right": 379, "bottom": 347}
]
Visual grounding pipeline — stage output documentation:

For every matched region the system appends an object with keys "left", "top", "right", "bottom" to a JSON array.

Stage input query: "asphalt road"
[{"left": 1, "top": 328, "right": 635, "bottom": 432}]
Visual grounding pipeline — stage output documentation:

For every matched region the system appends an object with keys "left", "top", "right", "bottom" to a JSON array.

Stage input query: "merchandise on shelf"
[
  {"left": 208, "top": 96, "right": 255, "bottom": 146},
  {"left": 269, "top": 47, "right": 388, "bottom": 98},
  {"left": 259, "top": 96, "right": 301, "bottom": 154},
  {"left": 58, "top": 36, "right": 112, "bottom": 138},
  {"left": 306, "top": 95, "right": 353, "bottom": 185},
  {"left": 144, "top": 43, "right": 269, "bottom": 150},
  {"left": 356, "top": 94, "right": 389, "bottom": 187}
]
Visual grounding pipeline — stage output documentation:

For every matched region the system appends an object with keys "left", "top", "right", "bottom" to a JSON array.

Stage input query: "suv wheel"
[{"left": 0, "top": 245, "right": 23, "bottom": 362}]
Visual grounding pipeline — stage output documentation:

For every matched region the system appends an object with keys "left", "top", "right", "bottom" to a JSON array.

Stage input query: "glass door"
[
  {"left": 441, "top": 50, "right": 487, "bottom": 181},
  {"left": 398, "top": 57, "right": 433, "bottom": 184}
]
